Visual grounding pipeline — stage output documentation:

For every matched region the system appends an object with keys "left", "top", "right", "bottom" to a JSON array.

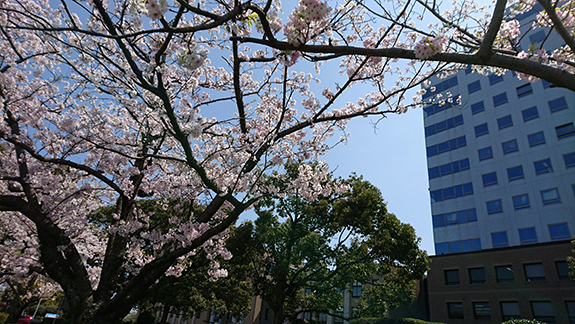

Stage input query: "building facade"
[
  {"left": 422, "top": 6, "right": 575, "bottom": 323},
  {"left": 424, "top": 67, "right": 575, "bottom": 253},
  {"left": 428, "top": 241, "right": 575, "bottom": 324}
]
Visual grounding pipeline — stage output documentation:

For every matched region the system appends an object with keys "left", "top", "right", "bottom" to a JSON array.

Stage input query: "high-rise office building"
[
  {"left": 422, "top": 6, "right": 575, "bottom": 323},
  {"left": 423, "top": 40, "right": 574, "bottom": 254}
]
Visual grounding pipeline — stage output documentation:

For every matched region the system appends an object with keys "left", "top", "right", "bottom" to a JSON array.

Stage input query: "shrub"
[{"left": 351, "top": 318, "right": 444, "bottom": 324}]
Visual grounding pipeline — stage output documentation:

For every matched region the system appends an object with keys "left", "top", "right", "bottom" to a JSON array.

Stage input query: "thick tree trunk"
[{"left": 6, "top": 303, "right": 28, "bottom": 323}]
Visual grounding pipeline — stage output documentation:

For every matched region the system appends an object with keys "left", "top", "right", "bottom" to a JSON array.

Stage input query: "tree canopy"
[
  {"left": 0, "top": 0, "right": 572, "bottom": 322},
  {"left": 247, "top": 172, "right": 429, "bottom": 324}
]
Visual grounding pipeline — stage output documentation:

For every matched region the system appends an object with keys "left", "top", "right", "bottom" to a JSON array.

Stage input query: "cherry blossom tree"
[{"left": 0, "top": 0, "right": 574, "bottom": 323}]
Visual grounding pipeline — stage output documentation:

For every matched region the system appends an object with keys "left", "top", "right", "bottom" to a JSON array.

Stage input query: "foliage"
[
  {"left": 0, "top": 312, "right": 7, "bottom": 324},
  {"left": 501, "top": 320, "right": 546, "bottom": 324},
  {"left": 248, "top": 171, "right": 429, "bottom": 324},
  {"left": 350, "top": 317, "right": 444, "bottom": 324},
  {"left": 1, "top": 0, "right": 573, "bottom": 322}
]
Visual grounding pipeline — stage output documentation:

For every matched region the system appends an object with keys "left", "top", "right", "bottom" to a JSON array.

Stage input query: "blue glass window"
[
  {"left": 426, "top": 136, "right": 467, "bottom": 157},
  {"left": 478, "top": 146, "right": 493, "bottom": 161},
  {"left": 428, "top": 158, "right": 470, "bottom": 180},
  {"left": 534, "top": 158, "right": 553, "bottom": 175},
  {"left": 445, "top": 212, "right": 458, "bottom": 225},
  {"left": 432, "top": 214, "right": 444, "bottom": 228},
  {"left": 502, "top": 139, "right": 519, "bottom": 155},
  {"left": 471, "top": 101, "right": 485, "bottom": 115},
  {"left": 541, "top": 188, "right": 561, "bottom": 205},
  {"left": 548, "top": 223, "right": 570, "bottom": 241},
  {"left": 507, "top": 165, "right": 524, "bottom": 181},
  {"left": 516, "top": 84, "right": 533, "bottom": 98},
  {"left": 466, "top": 209, "right": 477, "bottom": 222},
  {"left": 448, "top": 241, "right": 462, "bottom": 253},
  {"left": 475, "top": 123, "right": 489, "bottom": 137},
  {"left": 529, "top": 30, "right": 546, "bottom": 46},
  {"left": 519, "top": 227, "right": 538, "bottom": 244},
  {"left": 432, "top": 208, "right": 478, "bottom": 228},
  {"left": 528, "top": 131, "right": 546, "bottom": 147},
  {"left": 489, "top": 74, "right": 504, "bottom": 85},
  {"left": 469, "top": 238, "right": 481, "bottom": 250},
  {"left": 548, "top": 97, "right": 568, "bottom": 113},
  {"left": 468, "top": 80, "right": 481, "bottom": 94},
  {"left": 435, "top": 242, "right": 448, "bottom": 255},
  {"left": 430, "top": 183, "right": 474, "bottom": 203},
  {"left": 487, "top": 199, "right": 503, "bottom": 215},
  {"left": 482, "top": 172, "right": 498, "bottom": 187},
  {"left": 493, "top": 93, "right": 508, "bottom": 107},
  {"left": 556, "top": 123, "right": 575, "bottom": 139},
  {"left": 563, "top": 152, "right": 575, "bottom": 169},
  {"left": 423, "top": 76, "right": 458, "bottom": 99},
  {"left": 425, "top": 115, "right": 464, "bottom": 137},
  {"left": 492, "top": 231, "right": 509, "bottom": 248},
  {"left": 542, "top": 79, "right": 552, "bottom": 89},
  {"left": 522, "top": 106, "right": 539, "bottom": 122},
  {"left": 497, "top": 115, "right": 513, "bottom": 130},
  {"left": 513, "top": 194, "right": 530, "bottom": 210}
]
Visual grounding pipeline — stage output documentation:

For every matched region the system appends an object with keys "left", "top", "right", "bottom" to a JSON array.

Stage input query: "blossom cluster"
[
  {"left": 176, "top": 50, "right": 207, "bottom": 71},
  {"left": 414, "top": 34, "right": 448, "bottom": 59},
  {"left": 129, "top": 0, "right": 168, "bottom": 21},
  {"left": 284, "top": 0, "right": 331, "bottom": 45},
  {"left": 498, "top": 20, "right": 521, "bottom": 40}
]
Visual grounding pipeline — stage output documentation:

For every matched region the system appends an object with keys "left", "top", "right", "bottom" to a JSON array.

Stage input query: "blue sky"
[{"left": 323, "top": 108, "right": 434, "bottom": 255}]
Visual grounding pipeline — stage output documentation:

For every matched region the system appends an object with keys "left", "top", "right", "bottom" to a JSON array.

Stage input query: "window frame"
[
  {"left": 500, "top": 301, "right": 521, "bottom": 321},
  {"left": 493, "top": 92, "right": 509, "bottom": 107},
  {"left": 513, "top": 194, "right": 530, "bottom": 210},
  {"left": 444, "top": 269, "right": 460, "bottom": 286},
  {"left": 471, "top": 101, "right": 485, "bottom": 115},
  {"left": 447, "top": 302, "right": 464, "bottom": 319},
  {"left": 541, "top": 188, "right": 561, "bottom": 205},
  {"left": 507, "top": 165, "right": 525, "bottom": 182},
  {"left": 518, "top": 227, "right": 538, "bottom": 244},
  {"left": 473, "top": 302, "right": 491, "bottom": 320},
  {"left": 502, "top": 139, "right": 519, "bottom": 155},
  {"left": 482, "top": 172, "right": 498, "bottom": 187},
  {"left": 475, "top": 123, "right": 489, "bottom": 137},
  {"left": 524, "top": 263, "right": 546, "bottom": 282},
  {"left": 468, "top": 80, "right": 481, "bottom": 94},
  {"left": 531, "top": 301, "right": 555, "bottom": 323},
  {"left": 556, "top": 122, "right": 575, "bottom": 139},
  {"left": 534, "top": 158, "right": 553, "bottom": 175},
  {"left": 469, "top": 267, "right": 487, "bottom": 285},
  {"left": 478, "top": 146, "right": 494, "bottom": 161},
  {"left": 491, "top": 231, "right": 509, "bottom": 248},
  {"left": 548, "top": 223, "right": 571, "bottom": 241},
  {"left": 352, "top": 282, "right": 362, "bottom": 297},
  {"left": 556, "top": 261, "right": 570, "bottom": 280},
  {"left": 528, "top": 131, "right": 546, "bottom": 147},
  {"left": 563, "top": 152, "right": 575, "bottom": 169},
  {"left": 522, "top": 106, "right": 539, "bottom": 122},
  {"left": 487, "top": 199, "right": 503, "bottom": 215},
  {"left": 497, "top": 115, "right": 514, "bottom": 130},
  {"left": 489, "top": 74, "right": 504, "bottom": 85},
  {"left": 516, "top": 83, "right": 533, "bottom": 98},
  {"left": 495, "top": 266, "right": 514, "bottom": 284},
  {"left": 548, "top": 96, "right": 568, "bottom": 113}
]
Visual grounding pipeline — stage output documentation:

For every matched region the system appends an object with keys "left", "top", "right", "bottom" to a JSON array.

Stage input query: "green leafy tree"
[{"left": 247, "top": 168, "right": 429, "bottom": 324}]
